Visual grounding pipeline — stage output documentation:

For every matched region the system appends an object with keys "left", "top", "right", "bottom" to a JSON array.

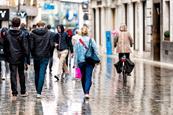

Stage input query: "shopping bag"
[{"left": 75, "top": 68, "right": 82, "bottom": 79}]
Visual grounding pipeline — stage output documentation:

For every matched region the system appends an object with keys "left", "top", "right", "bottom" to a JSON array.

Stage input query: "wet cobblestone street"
[{"left": 1, "top": 56, "right": 173, "bottom": 115}]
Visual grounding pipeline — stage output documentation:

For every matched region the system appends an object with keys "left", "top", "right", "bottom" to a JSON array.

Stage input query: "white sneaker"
[
  {"left": 84, "top": 94, "right": 90, "bottom": 99},
  {"left": 1, "top": 76, "right": 5, "bottom": 80},
  {"left": 36, "top": 94, "right": 41, "bottom": 98},
  {"left": 20, "top": 92, "right": 28, "bottom": 97}
]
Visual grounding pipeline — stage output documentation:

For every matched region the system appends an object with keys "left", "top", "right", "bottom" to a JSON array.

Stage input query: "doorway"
[{"left": 152, "top": 3, "right": 160, "bottom": 61}]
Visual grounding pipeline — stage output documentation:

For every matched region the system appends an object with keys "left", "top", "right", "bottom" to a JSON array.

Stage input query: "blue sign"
[
  {"left": 43, "top": 3, "right": 55, "bottom": 10},
  {"left": 106, "top": 31, "right": 112, "bottom": 55}
]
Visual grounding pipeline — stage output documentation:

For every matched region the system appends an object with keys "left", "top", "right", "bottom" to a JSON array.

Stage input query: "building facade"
[
  {"left": 90, "top": 0, "right": 173, "bottom": 63},
  {"left": 0, "top": 0, "right": 38, "bottom": 28}
]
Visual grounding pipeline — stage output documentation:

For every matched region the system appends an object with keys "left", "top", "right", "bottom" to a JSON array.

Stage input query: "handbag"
[
  {"left": 75, "top": 67, "right": 82, "bottom": 79},
  {"left": 79, "top": 38, "right": 100, "bottom": 65}
]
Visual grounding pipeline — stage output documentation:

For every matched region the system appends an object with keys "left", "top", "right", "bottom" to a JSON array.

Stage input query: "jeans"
[
  {"left": 9, "top": 63, "right": 26, "bottom": 95},
  {"left": 78, "top": 62, "right": 94, "bottom": 94},
  {"left": 34, "top": 58, "right": 49, "bottom": 94}
]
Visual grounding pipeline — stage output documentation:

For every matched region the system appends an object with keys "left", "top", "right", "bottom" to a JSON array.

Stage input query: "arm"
[
  {"left": 54, "top": 33, "right": 59, "bottom": 48},
  {"left": 65, "top": 33, "right": 73, "bottom": 53},
  {"left": 29, "top": 33, "right": 35, "bottom": 58},
  {"left": 21, "top": 33, "right": 30, "bottom": 64},
  {"left": 128, "top": 32, "right": 133, "bottom": 47},
  {"left": 90, "top": 38, "right": 100, "bottom": 57}
]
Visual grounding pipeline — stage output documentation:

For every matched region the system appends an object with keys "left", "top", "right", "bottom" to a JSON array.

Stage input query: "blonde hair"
[
  {"left": 120, "top": 24, "right": 127, "bottom": 32},
  {"left": 81, "top": 26, "right": 89, "bottom": 36},
  {"left": 37, "top": 21, "right": 45, "bottom": 27}
]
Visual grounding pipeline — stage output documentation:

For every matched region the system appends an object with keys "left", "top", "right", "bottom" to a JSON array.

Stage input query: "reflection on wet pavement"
[{"left": 1, "top": 56, "right": 173, "bottom": 115}]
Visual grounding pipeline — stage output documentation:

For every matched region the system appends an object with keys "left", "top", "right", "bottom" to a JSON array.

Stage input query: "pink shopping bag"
[{"left": 75, "top": 68, "right": 82, "bottom": 79}]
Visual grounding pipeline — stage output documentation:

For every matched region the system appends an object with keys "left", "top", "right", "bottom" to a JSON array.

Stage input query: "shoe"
[
  {"left": 84, "top": 94, "right": 90, "bottom": 99},
  {"left": 1, "top": 76, "right": 5, "bottom": 80},
  {"left": 36, "top": 94, "right": 41, "bottom": 98},
  {"left": 127, "top": 73, "right": 131, "bottom": 76},
  {"left": 54, "top": 75, "right": 59, "bottom": 81},
  {"left": 20, "top": 92, "right": 28, "bottom": 97}
]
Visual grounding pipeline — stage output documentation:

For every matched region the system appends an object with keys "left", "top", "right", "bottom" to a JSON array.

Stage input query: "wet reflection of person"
[
  {"left": 34, "top": 100, "right": 43, "bottom": 115},
  {"left": 81, "top": 99, "right": 91, "bottom": 115}
]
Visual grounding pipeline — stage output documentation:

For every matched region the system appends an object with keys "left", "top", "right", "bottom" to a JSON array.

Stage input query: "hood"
[
  {"left": 32, "top": 28, "right": 47, "bottom": 36},
  {"left": 9, "top": 29, "right": 22, "bottom": 36}
]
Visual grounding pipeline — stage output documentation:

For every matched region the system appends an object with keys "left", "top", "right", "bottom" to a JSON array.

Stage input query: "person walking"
[
  {"left": 20, "top": 23, "right": 30, "bottom": 70},
  {"left": 74, "top": 25, "right": 100, "bottom": 99},
  {"left": 54, "top": 25, "right": 73, "bottom": 81},
  {"left": 30, "top": 21, "right": 54, "bottom": 98},
  {"left": 3, "top": 17, "right": 29, "bottom": 97},
  {"left": 46, "top": 24, "right": 56, "bottom": 74},
  {"left": 0, "top": 27, "right": 8, "bottom": 80}
]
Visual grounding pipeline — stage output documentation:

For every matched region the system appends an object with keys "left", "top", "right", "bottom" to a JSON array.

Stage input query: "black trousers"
[
  {"left": 9, "top": 63, "right": 26, "bottom": 95},
  {"left": 118, "top": 53, "right": 130, "bottom": 60}
]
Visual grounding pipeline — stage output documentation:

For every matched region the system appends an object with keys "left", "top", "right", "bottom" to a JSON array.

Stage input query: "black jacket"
[
  {"left": 20, "top": 28, "right": 30, "bottom": 64},
  {"left": 30, "top": 28, "right": 54, "bottom": 60},
  {"left": 54, "top": 32, "right": 73, "bottom": 53},
  {"left": 3, "top": 29, "right": 29, "bottom": 64}
]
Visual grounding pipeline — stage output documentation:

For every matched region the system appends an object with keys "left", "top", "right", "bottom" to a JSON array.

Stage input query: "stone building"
[
  {"left": 90, "top": 0, "right": 173, "bottom": 63},
  {"left": 0, "top": 0, "right": 38, "bottom": 28}
]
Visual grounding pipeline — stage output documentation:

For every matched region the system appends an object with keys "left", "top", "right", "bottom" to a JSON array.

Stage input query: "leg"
[
  {"left": 18, "top": 63, "right": 26, "bottom": 94},
  {"left": 9, "top": 64, "right": 18, "bottom": 96},
  {"left": 125, "top": 53, "right": 130, "bottom": 59},
  {"left": 84, "top": 63, "right": 94, "bottom": 94},
  {"left": 49, "top": 56, "right": 53, "bottom": 73},
  {"left": 34, "top": 60, "right": 40, "bottom": 92},
  {"left": 78, "top": 62, "right": 86, "bottom": 94},
  {"left": 119, "top": 53, "right": 124, "bottom": 60},
  {"left": 58, "top": 50, "right": 68, "bottom": 75},
  {"left": 37, "top": 58, "right": 49, "bottom": 94}
]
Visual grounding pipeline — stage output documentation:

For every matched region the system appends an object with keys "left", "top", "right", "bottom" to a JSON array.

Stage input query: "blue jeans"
[
  {"left": 78, "top": 62, "right": 94, "bottom": 94},
  {"left": 34, "top": 58, "right": 49, "bottom": 94}
]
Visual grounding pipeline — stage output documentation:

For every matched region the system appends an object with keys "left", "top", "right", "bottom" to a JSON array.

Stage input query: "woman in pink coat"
[{"left": 115, "top": 24, "right": 133, "bottom": 60}]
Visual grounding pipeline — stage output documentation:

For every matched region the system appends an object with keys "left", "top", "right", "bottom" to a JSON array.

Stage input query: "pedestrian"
[
  {"left": 74, "top": 25, "right": 100, "bottom": 99},
  {"left": 54, "top": 25, "right": 73, "bottom": 81},
  {"left": 0, "top": 27, "right": 8, "bottom": 80},
  {"left": 20, "top": 23, "right": 30, "bottom": 70},
  {"left": 30, "top": 21, "right": 54, "bottom": 98},
  {"left": 72, "top": 29, "right": 81, "bottom": 46},
  {"left": 114, "top": 24, "right": 133, "bottom": 61},
  {"left": 114, "top": 24, "right": 133, "bottom": 76},
  {"left": 3, "top": 17, "right": 29, "bottom": 98},
  {"left": 46, "top": 24, "right": 56, "bottom": 74}
]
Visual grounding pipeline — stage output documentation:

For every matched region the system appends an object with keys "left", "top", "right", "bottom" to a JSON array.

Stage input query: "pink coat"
[{"left": 115, "top": 32, "right": 133, "bottom": 53}]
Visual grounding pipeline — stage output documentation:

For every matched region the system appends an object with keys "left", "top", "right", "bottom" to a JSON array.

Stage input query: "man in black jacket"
[
  {"left": 54, "top": 25, "right": 73, "bottom": 81},
  {"left": 20, "top": 23, "right": 30, "bottom": 69},
  {"left": 3, "top": 17, "right": 29, "bottom": 97},
  {"left": 30, "top": 21, "right": 54, "bottom": 98},
  {"left": 46, "top": 24, "right": 56, "bottom": 74}
]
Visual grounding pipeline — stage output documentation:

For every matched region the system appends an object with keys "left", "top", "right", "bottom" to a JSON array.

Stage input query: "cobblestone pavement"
[{"left": 1, "top": 56, "right": 173, "bottom": 115}]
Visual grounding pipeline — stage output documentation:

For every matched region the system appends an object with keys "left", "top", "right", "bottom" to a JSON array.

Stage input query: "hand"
[
  {"left": 71, "top": 53, "right": 74, "bottom": 57},
  {"left": 55, "top": 43, "right": 58, "bottom": 47},
  {"left": 24, "top": 64, "right": 28, "bottom": 71}
]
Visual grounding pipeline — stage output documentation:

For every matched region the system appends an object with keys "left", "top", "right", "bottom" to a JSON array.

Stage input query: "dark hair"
[
  {"left": 32, "top": 24, "right": 37, "bottom": 29},
  {"left": 57, "top": 24, "right": 64, "bottom": 33},
  {"left": 12, "top": 17, "right": 21, "bottom": 27},
  {"left": 47, "top": 24, "right": 51, "bottom": 30}
]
